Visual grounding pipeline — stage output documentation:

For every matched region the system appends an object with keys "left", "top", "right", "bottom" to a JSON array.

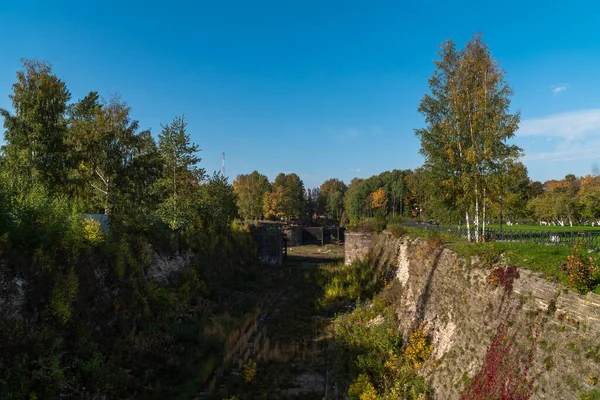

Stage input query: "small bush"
[
  {"left": 243, "top": 359, "right": 257, "bottom": 383},
  {"left": 425, "top": 229, "right": 443, "bottom": 253},
  {"left": 82, "top": 218, "right": 104, "bottom": 245},
  {"left": 348, "top": 374, "right": 378, "bottom": 400},
  {"left": 580, "top": 389, "right": 600, "bottom": 400},
  {"left": 350, "top": 217, "right": 387, "bottom": 234},
  {"left": 566, "top": 245, "right": 598, "bottom": 293},
  {"left": 388, "top": 224, "right": 406, "bottom": 238},
  {"left": 404, "top": 322, "right": 433, "bottom": 369},
  {"left": 481, "top": 243, "right": 502, "bottom": 268}
]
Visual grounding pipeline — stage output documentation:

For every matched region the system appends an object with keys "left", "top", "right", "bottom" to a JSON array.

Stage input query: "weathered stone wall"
[
  {"left": 344, "top": 232, "right": 378, "bottom": 265},
  {"left": 255, "top": 231, "right": 283, "bottom": 266},
  {"left": 346, "top": 232, "right": 600, "bottom": 399},
  {"left": 284, "top": 226, "right": 303, "bottom": 247}
]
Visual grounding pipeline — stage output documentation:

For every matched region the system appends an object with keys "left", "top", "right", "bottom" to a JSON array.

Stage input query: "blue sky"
[{"left": 1, "top": 0, "right": 599, "bottom": 188}]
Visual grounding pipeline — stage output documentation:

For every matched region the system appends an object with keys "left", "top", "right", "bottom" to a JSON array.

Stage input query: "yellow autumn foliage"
[
  {"left": 404, "top": 322, "right": 433, "bottom": 369},
  {"left": 348, "top": 374, "right": 379, "bottom": 400},
  {"left": 371, "top": 188, "right": 388, "bottom": 210}
]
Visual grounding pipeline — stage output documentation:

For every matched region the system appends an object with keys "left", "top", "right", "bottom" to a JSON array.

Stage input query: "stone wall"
[
  {"left": 344, "top": 232, "right": 378, "bottom": 265},
  {"left": 254, "top": 231, "right": 283, "bottom": 266},
  {"left": 346, "top": 232, "right": 600, "bottom": 399},
  {"left": 284, "top": 226, "right": 303, "bottom": 247}
]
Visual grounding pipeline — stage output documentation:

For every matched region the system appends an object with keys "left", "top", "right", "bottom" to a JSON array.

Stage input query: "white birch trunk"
[
  {"left": 482, "top": 187, "right": 486, "bottom": 242},
  {"left": 466, "top": 211, "right": 471, "bottom": 242},
  {"left": 474, "top": 184, "right": 480, "bottom": 242}
]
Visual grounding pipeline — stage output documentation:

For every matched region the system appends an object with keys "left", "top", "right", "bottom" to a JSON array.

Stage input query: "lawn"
[
  {"left": 404, "top": 227, "right": 600, "bottom": 294},
  {"left": 485, "top": 223, "right": 600, "bottom": 233}
]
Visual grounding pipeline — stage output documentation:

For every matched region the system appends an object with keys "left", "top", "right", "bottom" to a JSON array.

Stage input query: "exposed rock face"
[
  {"left": 0, "top": 261, "right": 26, "bottom": 320},
  {"left": 345, "top": 232, "right": 600, "bottom": 400},
  {"left": 146, "top": 245, "right": 193, "bottom": 282}
]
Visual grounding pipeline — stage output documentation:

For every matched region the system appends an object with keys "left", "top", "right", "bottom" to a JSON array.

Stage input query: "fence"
[{"left": 403, "top": 221, "right": 600, "bottom": 249}]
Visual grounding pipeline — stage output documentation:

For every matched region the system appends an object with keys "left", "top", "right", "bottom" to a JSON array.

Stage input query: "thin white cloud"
[
  {"left": 517, "top": 109, "right": 600, "bottom": 140},
  {"left": 551, "top": 84, "right": 568, "bottom": 95},
  {"left": 520, "top": 109, "right": 600, "bottom": 163},
  {"left": 523, "top": 140, "right": 600, "bottom": 162},
  {"left": 349, "top": 168, "right": 361, "bottom": 172}
]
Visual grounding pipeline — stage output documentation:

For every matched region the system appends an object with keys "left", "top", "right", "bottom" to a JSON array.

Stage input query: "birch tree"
[
  {"left": 69, "top": 96, "right": 153, "bottom": 215},
  {"left": 417, "top": 35, "right": 521, "bottom": 241},
  {"left": 415, "top": 39, "right": 471, "bottom": 236},
  {"left": 452, "top": 34, "right": 521, "bottom": 240}
]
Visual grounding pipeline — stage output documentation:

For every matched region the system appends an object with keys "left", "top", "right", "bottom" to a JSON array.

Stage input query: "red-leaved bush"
[
  {"left": 461, "top": 320, "right": 538, "bottom": 400},
  {"left": 487, "top": 265, "right": 520, "bottom": 293}
]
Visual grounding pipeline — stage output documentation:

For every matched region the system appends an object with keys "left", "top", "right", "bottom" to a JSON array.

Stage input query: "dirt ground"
[{"left": 286, "top": 243, "right": 345, "bottom": 264}]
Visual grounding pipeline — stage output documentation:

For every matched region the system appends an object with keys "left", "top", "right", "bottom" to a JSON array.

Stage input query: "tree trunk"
[
  {"left": 466, "top": 211, "right": 472, "bottom": 242},
  {"left": 400, "top": 194, "right": 403, "bottom": 217},
  {"left": 474, "top": 184, "right": 480, "bottom": 242},
  {"left": 482, "top": 187, "right": 486, "bottom": 242}
]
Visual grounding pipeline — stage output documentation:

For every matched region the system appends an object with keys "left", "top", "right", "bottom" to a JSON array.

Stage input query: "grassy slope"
[{"left": 405, "top": 228, "right": 600, "bottom": 293}]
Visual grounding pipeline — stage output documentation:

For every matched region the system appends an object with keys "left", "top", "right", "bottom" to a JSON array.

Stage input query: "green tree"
[
  {"left": 199, "top": 172, "right": 238, "bottom": 230},
  {"left": 266, "top": 173, "right": 305, "bottom": 220},
  {"left": 233, "top": 170, "right": 271, "bottom": 220},
  {"left": 1, "top": 59, "right": 71, "bottom": 195},
  {"left": 154, "top": 115, "right": 205, "bottom": 230},
  {"left": 318, "top": 178, "right": 347, "bottom": 220},
  {"left": 68, "top": 96, "right": 157, "bottom": 215},
  {"left": 415, "top": 39, "right": 466, "bottom": 225},
  {"left": 417, "top": 35, "right": 521, "bottom": 240},
  {"left": 491, "top": 161, "right": 532, "bottom": 224},
  {"left": 344, "top": 178, "right": 374, "bottom": 224}
]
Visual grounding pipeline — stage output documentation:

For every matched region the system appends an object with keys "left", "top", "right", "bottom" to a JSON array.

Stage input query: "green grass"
[
  {"left": 486, "top": 223, "right": 600, "bottom": 232},
  {"left": 404, "top": 227, "right": 600, "bottom": 291}
]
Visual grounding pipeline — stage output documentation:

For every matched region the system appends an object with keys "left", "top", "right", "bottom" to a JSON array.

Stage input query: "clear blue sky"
[{"left": 1, "top": 0, "right": 599, "bottom": 188}]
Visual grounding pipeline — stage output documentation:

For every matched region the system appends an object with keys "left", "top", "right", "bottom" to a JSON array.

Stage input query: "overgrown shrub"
[
  {"left": 425, "top": 229, "right": 444, "bottom": 253},
  {"left": 565, "top": 245, "right": 598, "bottom": 293},
  {"left": 349, "top": 374, "right": 378, "bottom": 400},
  {"left": 388, "top": 223, "right": 406, "bottom": 238},
  {"left": 481, "top": 243, "right": 502, "bottom": 268},
  {"left": 580, "top": 389, "right": 600, "bottom": 400},
  {"left": 404, "top": 322, "right": 433, "bottom": 369},
  {"left": 329, "top": 274, "right": 432, "bottom": 400}
]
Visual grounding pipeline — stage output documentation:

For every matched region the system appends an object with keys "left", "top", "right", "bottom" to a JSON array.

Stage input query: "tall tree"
[
  {"left": 69, "top": 96, "right": 157, "bottom": 215},
  {"left": 0, "top": 59, "right": 71, "bottom": 194},
  {"left": 453, "top": 34, "right": 521, "bottom": 239},
  {"left": 263, "top": 173, "right": 305, "bottom": 220},
  {"left": 154, "top": 115, "right": 205, "bottom": 230},
  {"left": 415, "top": 40, "right": 466, "bottom": 226},
  {"left": 233, "top": 171, "right": 271, "bottom": 220},
  {"left": 318, "top": 178, "right": 347, "bottom": 221},
  {"left": 199, "top": 172, "right": 238, "bottom": 231},
  {"left": 489, "top": 161, "right": 531, "bottom": 225},
  {"left": 417, "top": 35, "right": 521, "bottom": 241}
]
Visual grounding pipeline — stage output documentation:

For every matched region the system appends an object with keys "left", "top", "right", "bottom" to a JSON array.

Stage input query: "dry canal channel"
[{"left": 203, "top": 244, "right": 345, "bottom": 400}]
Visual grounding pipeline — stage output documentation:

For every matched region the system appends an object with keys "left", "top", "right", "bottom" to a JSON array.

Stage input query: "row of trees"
[
  {"left": 0, "top": 59, "right": 236, "bottom": 233},
  {"left": 232, "top": 163, "right": 600, "bottom": 231}
]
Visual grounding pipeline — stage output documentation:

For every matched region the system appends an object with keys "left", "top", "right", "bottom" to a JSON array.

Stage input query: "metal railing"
[{"left": 403, "top": 221, "right": 600, "bottom": 249}]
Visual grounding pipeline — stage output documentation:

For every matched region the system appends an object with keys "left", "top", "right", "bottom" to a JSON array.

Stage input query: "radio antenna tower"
[{"left": 221, "top": 152, "right": 225, "bottom": 176}]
